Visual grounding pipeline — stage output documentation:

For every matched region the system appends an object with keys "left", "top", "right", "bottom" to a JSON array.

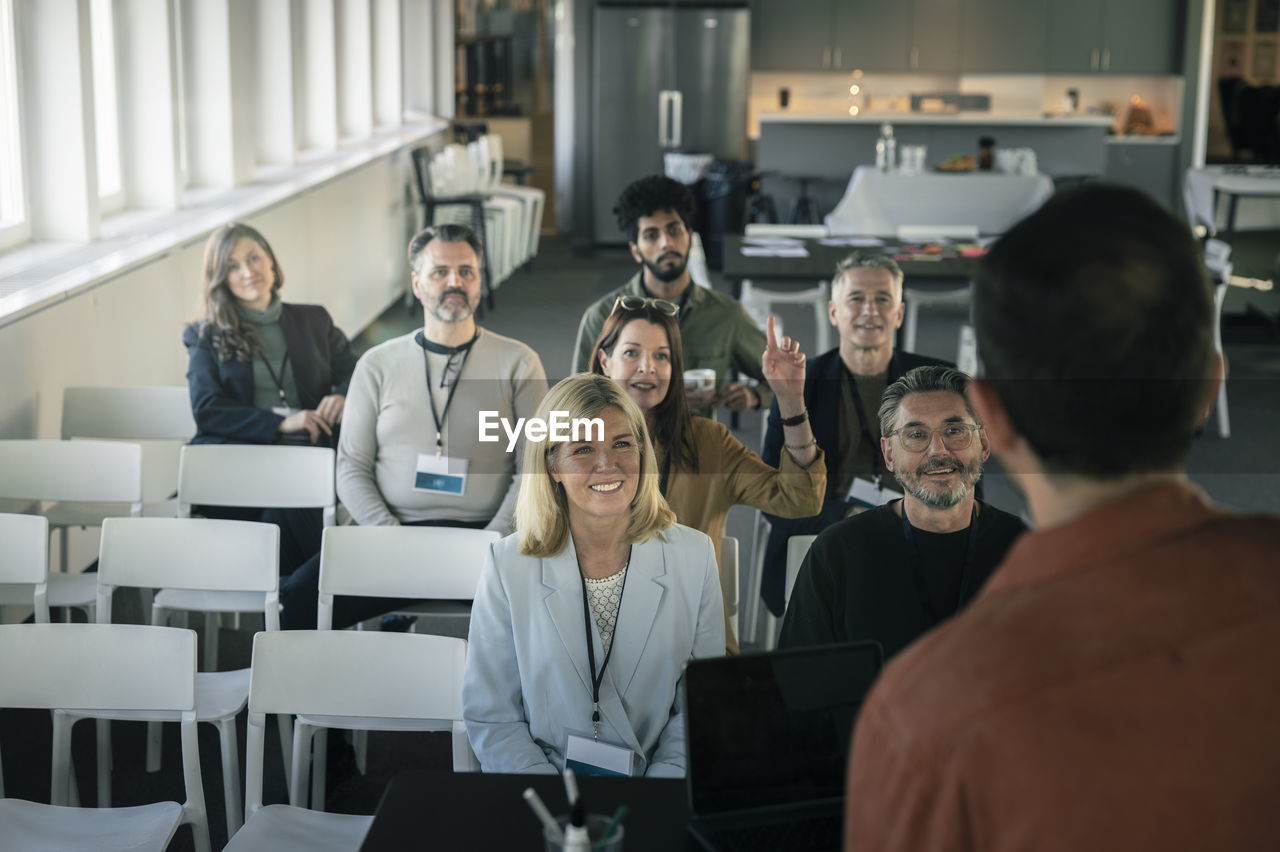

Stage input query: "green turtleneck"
[{"left": 235, "top": 296, "right": 300, "bottom": 411}]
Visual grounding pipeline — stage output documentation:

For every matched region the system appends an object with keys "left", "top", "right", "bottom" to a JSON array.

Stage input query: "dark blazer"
[
  {"left": 183, "top": 303, "right": 356, "bottom": 445},
  {"left": 757, "top": 346, "right": 952, "bottom": 615}
]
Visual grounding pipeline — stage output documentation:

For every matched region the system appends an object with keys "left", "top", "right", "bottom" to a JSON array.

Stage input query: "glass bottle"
[{"left": 876, "top": 123, "right": 896, "bottom": 173}]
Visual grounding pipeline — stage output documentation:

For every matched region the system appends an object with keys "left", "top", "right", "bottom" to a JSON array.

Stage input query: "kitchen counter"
[{"left": 760, "top": 112, "right": 1116, "bottom": 127}]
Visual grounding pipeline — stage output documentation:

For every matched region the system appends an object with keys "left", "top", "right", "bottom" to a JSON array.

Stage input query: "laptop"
[{"left": 683, "top": 641, "right": 884, "bottom": 852}]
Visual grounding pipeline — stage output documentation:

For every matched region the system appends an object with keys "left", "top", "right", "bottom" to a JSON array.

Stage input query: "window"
[
  {"left": 0, "top": 0, "right": 27, "bottom": 246},
  {"left": 90, "top": 0, "right": 123, "bottom": 211}
]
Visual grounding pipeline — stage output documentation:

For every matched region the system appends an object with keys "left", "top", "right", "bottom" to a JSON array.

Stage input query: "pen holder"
[{"left": 543, "top": 814, "right": 625, "bottom": 851}]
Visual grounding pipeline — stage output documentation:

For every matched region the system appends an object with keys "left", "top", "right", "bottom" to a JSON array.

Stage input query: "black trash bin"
[{"left": 699, "top": 160, "right": 753, "bottom": 270}]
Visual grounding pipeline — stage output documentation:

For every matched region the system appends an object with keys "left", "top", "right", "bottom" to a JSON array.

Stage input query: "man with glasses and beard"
[
  {"left": 778, "top": 366, "right": 1025, "bottom": 655},
  {"left": 572, "top": 175, "right": 771, "bottom": 414},
  {"left": 279, "top": 224, "right": 547, "bottom": 630}
]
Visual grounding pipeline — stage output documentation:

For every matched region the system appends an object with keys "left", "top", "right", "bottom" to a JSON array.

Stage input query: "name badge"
[
  {"left": 565, "top": 732, "right": 634, "bottom": 777},
  {"left": 847, "top": 476, "right": 901, "bottom": 510},
  {"left": 271, "top": 406, "right": 301, "bottom": 418},
  {"left": 413, "top": 453, "right": 468, "bottom": 496}
]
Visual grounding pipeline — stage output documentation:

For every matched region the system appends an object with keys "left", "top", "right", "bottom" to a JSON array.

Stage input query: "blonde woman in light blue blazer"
[{"left": 462, "top": 374, "right": 725, "bottom": 777}]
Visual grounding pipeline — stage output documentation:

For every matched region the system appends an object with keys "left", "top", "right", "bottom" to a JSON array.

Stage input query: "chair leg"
[
  {"left": 289, "top": 723, "right": 315, "bottom": 809},
  {"left": 903, "top": 300, "right": 920, "bottom": 353},
  {"left": 311, "top": 728, "right": 328, "bottom": 812},
  {"left": 59, "top": 526, "right": 69, "bottom": 575},
  {"left": 148, "top": 605, "right": 167, "bottom": 772},
  {"left": 51, "top": 714, "right": 72, "bottom": 806},
  {"left": 67, "top": 753, "right": 80, "bottom": 806},
  {"left": 218, "top": 718, "right": 243, "bottom": 835},
  {"left": 277, "top": 713, "right": 294, "bottom": 791},
  {"left": 96, "top": 718, "right": 112, "bottom": 808},
  {"left": 355, "top": 729, "right": 368, "bottom": 775},
  {"left": 203, "top": 612, "right": 219, "bottom": 672}
]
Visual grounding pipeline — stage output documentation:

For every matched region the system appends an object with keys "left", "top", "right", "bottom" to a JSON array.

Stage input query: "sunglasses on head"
[{"left": 613, "top": 294, "right": 679, "bottom": 316}]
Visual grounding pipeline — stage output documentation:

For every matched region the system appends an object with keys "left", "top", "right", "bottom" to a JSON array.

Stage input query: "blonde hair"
[{"left": 516, "top": 373, "right": 675, "bottom": 557}]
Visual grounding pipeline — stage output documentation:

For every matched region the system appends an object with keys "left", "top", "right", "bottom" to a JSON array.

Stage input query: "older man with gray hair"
[
  {"left": 758, "top": 252, "right": 951, "bottom": 619},
  {"left": 778, "top": 365, "right": 1025, "bottom": 655}
]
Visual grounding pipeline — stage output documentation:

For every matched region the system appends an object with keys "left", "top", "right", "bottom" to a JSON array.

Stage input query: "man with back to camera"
[
  {"left": 778, "top": 366, "right": 1025, "bottom": 656},
  {"left": 758, "top": 253, "right": 950, "bottom": 619},
  {"left": 845, "top": 183, "right": 1280, "bottom": 851},
  {"left": 279, "top": 223, "right": 547, "bottom": 630},
  {"left": 571, "top": 174, "right": 772, "bottom": 414}
]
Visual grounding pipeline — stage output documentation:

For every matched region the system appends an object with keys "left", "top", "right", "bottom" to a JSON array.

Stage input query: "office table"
[
  {"left": 359, "top": 769, "right": 692, "bottom": 850},
  {"left": 1183, "top": 166, "right": 1280, "bottom": 244}
]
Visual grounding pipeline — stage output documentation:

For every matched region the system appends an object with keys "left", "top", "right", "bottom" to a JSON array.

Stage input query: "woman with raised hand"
[
  {"left": 463, "top": 373, "right": 724, "bottom": 777},
  {"left": 183, "top": 222, "right": 356, "bottom": 572},
  {"left": 591, "top": 297, "right": 825, "bottom": 653}
]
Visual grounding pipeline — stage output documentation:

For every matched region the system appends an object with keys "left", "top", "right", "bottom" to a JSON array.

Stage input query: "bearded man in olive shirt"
[
  {"left": 572, "top": 175, "right": 771, "bottom": 414},
  {"left": 845, "top": 184, "right": 1280, "bottom": 852}
]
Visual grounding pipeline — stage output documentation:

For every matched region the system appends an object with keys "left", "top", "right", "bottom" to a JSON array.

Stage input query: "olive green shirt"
[{"left": 571, "top": 272, "right": 774, "bottom": 410}]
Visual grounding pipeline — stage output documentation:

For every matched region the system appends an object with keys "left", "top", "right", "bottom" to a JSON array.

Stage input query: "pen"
[
  {"left": 601, "top": 805, "right": 628, "bottom": 842},
  {"left": 523, "top": 787, "right": 561, "bottom": 837},
  {"left": 563, "top": 767, "right": 580, "bottom": 807},
  {"left": 564, "top": 799, "right": 590, "bottom": 851}
]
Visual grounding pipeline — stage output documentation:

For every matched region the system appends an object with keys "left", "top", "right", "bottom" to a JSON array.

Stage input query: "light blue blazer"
[{"left": 462, "top": 523, "right": 726, "bottom": 777}]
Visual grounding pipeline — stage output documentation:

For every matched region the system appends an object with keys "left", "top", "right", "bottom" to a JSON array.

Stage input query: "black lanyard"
[
  {"left": 581, "top": 550, "right": 630, "bottom": 741},
  {"left": 841, "top": 368, "right": 883, "bottom": 481},
  {"left": 658, "top": 448, "right": 673, "bottom": 497},
  {"left": 901, "top": 501, "right": 979, "bottom": 625},
  {"left": 419, "top": 335, "right": 475, "bottom": 457},
  {"left": 259, "top": 350, "right": 291, "bottom": 407}
]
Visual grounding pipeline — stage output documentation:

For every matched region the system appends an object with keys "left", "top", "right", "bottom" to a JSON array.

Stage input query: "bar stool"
[{"left": 785, "top": 175, "right": 823, "bottom": 224}]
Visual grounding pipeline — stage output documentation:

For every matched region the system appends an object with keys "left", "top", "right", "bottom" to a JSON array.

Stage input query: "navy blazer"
[
  {"left": 758, "top": 347, "right": 951, "bottom": 615},
  {"left": 183, "top": 302, "right": 356, "bottom": 445}
]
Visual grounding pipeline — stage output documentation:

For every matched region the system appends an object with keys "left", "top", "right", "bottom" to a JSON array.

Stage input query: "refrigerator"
[{"left": 591, "top": 3, "right": 750, "bottom": 244}]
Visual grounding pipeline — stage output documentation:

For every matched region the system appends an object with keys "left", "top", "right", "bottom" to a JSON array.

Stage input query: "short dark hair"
[
  {"left": 407, "top": 223, "right": 484, "bottom": 272},
  {"left": 878, "top": 366, "right": 977, "bottom": 438},
  {"left": 613, "top": 176, "right": 695, "bottom": 243},
  {"left": 973, "top": 183, "right": 1214, "bottom": 477}
]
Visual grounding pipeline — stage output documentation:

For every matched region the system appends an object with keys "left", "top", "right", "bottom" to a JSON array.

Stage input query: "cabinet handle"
[
  {"left": 1090, "top": 48, "right": 1098, "bottom": 71},
  {"left": 834, "top": 47, "right": 842, "bottom": 68},
  {"left": 911, "top": 46, "right": 919, "bottom": 69},
  {"left": 1101, "top": 48, "right": 1110, "bottom": 71},
  {"left": 822, "top": 46, "right": 831, "bottom": 68}
]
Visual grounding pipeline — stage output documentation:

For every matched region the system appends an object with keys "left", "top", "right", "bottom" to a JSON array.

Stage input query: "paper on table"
[
  {"left": 740, "top": 246, "right": 811, "bottom": 258},
  {"left": 819, "top": 237, "right": 885, "bottom": 247},
  {"left": 742, "top": 235, "right": 806, "bottom": 247}
]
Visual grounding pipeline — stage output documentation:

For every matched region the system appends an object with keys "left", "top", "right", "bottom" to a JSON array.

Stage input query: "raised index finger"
[{"left": 766, "top": 315, "right": 779, "bottom": 351}]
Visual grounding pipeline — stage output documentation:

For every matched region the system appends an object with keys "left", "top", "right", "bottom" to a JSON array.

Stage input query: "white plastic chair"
[
  {"left": 225, "top": 630, "right": 472, "bottom": 852},
  {"left": 0, "top": 439, "right": 142, "bottom": 617},
  {"left": 0, "top": 512, "right": 51, "bottom": 624},
  {"left": 901, "top": 282, "right": 972, "bottom": 354},
  {"left": 757, "top": 534, "right": 818, "bottom": 650},
  {"left": 740, "top": 223, "right": 831, "bottom": 355},
  {"left": 79, "top": 517, "right": 285, "bottom": 837},
  {"left": 174, "top": 444, "right": 336, "bottom": 671},
  {"left": 301, "top": 525, "right": 492, "bottom": 809},
  {"left": 482, "top": 133, "right": 545, "bottom": 260},
  {"left": 1204, "top": 237, "right": 1233, "bottom": 438},
  {"left": 0, "top": 623, "right": 211, "bottom": 852},
  {"left": 721, "top": 535, "right": 740, "bottom": 641}
]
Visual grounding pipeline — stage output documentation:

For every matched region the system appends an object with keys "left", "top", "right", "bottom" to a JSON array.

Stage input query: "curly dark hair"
[
  {"left": 591, "top": 302, "right": 698, "bottom": 474},
  {"left": 613, "top": 175, "right": 696, "bottom": 243},
  {"left": 197, "top": 223, "right": 284, "bottom": 364}
]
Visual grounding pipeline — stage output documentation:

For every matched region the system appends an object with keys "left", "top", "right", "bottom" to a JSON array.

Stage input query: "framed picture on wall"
[
  {"left": 1254, "top": 42, "right": 1278, "bottom": 78},
  {"left": 1259, "top": 0, "right": 1280, "bottom": 33},
  {"left": 1221, "top": 40, "right": 1247, "bottom": 75},
  {"left": 1223, "top": 0, "right": 1249, "bottom": 33}
]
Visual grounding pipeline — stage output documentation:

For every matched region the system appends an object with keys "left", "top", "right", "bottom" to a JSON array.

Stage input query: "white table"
[
  {"left": 824, "top": 166, "right": 1054, "bottom": 237},
  {"left": 1183, "top": 166, "right": 1280, "bottom": 244}
]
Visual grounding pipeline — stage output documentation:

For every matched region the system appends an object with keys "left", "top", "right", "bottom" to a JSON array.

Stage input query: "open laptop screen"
[{"left": 684, "top": 641, "right": 884, "bottom": 815}]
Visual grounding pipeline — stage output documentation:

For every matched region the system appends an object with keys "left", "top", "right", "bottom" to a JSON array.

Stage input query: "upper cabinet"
[
  {"left": 961, "top": 0, "right": 1050, "bottom": 73},
  {"left": 1048, "top": 0, "right": 1181, "bottom": 74},
  {"left": 751, "top": 0, "right": 1181, "bottom": 75}
]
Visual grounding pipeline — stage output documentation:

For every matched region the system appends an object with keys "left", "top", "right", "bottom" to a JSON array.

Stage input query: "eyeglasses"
[
  {"left": 886, "top": 423, "right": 981, "bottom": 453},
  {"left": 613, "top": 295, "right": 679, "bottom": 316}
]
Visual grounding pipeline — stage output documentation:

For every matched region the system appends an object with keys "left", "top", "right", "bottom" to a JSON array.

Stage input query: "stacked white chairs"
[
  {"left": 739, "top": 223, "right": 832, "bottom": 356},
  {"left": 0, "top": 623, "right": 211, "bottom": 852},
  {"left": 441, "top": 142, "right": 519, "bottom": 285},
  {"left": 0, "top": 439, "right": 142, "bottom": 619},
  {"left": 226, "top": 630, "right": 472, "bottom": 851},
  {"left": 476, "top": 133, "right": 544, "bottom": 262},
  {"left": 79, "top": 516, "right": 284, "bottom": 836},
  {"left": 173, "top": 443, "right": 336, "bottom": 671},
  {"left": 300, "top": 525, "right": 491, "bottom": 809},
  {"left": 0, "top": 512, "right": 51, "bottom": 624}
]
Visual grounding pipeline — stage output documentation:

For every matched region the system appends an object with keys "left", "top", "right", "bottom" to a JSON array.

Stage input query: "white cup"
[{"left": 683, "top": 368, "right": 716, "bottom": 396}]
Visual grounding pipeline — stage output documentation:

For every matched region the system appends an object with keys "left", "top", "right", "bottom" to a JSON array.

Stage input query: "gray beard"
[{"left": 896, "top": 456, "right": 984, "bottom": 510}]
